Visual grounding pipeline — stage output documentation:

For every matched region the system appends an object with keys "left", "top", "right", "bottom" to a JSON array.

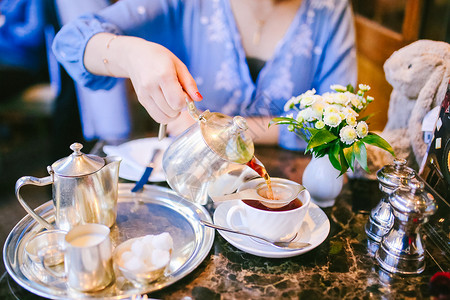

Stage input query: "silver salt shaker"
[
  {"left": 365, "top": 158, "right": 416, "bottom": 243},
  {"left": 376, "top": 178, "right": 437, "bottom": 274}
]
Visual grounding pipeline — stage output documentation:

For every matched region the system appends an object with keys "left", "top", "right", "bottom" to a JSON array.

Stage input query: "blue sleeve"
[
  {"left": 313, "top": 0, "right": 357, "bottom": 94},
  {"left": 52, "top": 0, "right": 183, "bottom": 91}
]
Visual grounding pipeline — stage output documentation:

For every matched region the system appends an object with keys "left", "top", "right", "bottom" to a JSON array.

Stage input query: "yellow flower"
[
  {"left": 323, "top": 112, "right": 342, "bottom": 127},
  {"left": 340, "top": 125, "right": 358, "bottom": 145},
  {"left": 356, "top": 121, "right": 369, "bottom": 138}
]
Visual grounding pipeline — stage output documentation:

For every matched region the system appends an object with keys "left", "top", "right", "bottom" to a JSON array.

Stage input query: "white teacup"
[{"left": 226, "top": 178, "right": 310, "bottom": 242}]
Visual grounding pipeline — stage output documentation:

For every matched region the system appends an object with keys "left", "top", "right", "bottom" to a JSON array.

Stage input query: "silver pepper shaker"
[
  {"left": 365, "top": 158, "right": 416, "bottom": 243},
  {"left": 376, "top": 178, "right": 437, "bottom": 274}
]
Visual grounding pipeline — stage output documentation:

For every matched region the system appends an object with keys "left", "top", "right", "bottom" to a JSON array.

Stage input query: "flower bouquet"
[{"left": 270, "top": 84, "right": 395, "bottom": 176}]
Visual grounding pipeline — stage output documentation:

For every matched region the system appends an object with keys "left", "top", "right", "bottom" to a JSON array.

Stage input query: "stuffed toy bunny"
[{"left": 352, "top": 39, "right": 450, "bottom": 179}]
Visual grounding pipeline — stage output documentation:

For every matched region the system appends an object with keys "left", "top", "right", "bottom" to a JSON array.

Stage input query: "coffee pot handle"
[{"left": 15, "top": 176, "right": 54, "bottom": 230}]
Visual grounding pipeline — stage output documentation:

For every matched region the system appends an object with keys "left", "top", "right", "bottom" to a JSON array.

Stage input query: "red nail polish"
[{"left": 195, "top": 92, "right": 203, "bottom": 100}]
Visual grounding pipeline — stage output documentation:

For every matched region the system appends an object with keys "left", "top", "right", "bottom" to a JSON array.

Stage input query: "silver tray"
[{"left": 3, "top": 183, "right": 215, "bottom": 299}]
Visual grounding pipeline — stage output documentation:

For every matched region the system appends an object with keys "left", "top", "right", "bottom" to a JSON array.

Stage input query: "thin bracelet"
[{"left": 103, "top": 35, "right": 118, "bottom": 76}]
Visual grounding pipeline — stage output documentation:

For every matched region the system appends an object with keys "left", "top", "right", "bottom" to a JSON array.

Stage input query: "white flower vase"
[{"left": 302, "top": 155, "right": 344, "bottom": 208}]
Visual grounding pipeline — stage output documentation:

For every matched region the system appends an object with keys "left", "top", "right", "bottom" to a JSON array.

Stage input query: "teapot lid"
[
  {"left": 198, "top": 111, "right": 254, "bottom": 163},
  {"left": 51, "top": 143, "right": 105, "bottom": 176},
  {"left": 377, "top": 158, "right": 416, "bottom": 190}
]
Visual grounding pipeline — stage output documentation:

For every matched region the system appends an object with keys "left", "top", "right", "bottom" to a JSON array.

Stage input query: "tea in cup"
[
  {"left": 226, "top": 178, "right": 310, "bottom": 242},
  {"left": 37, "top": 223, "right": 114, "bottom": 292}
]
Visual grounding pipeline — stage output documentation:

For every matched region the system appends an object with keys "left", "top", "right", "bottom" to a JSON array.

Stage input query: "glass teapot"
[{"left": 162, "top": 100, "right": 255, "bottom": 205}]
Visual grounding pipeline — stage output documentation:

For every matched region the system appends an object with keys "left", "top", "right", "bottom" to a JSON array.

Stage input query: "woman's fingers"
[
  {"left": 175, "top": 60, "right": 203, "bottom": 102},
  {"left": 134, "top": 85, "right": 179, "bottom": 123},
  {"left": 152, "top": 85, "right": 180, "bottom": 118},
  {"left": 159, "top": 71, "right": 187, "bottom": 112}
]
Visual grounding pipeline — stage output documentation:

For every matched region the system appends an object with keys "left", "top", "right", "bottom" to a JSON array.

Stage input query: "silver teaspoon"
[{"left": 200, "top": 220, "right": 310, "bottom": 250}]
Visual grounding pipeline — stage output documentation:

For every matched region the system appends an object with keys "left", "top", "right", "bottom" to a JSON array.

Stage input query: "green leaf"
[
  {"left": 306, "top": 127, "right": 320, "bottom": 135},
  {"left": 328, "top": 142, "right": 341, "bottom": 171},
  {"left": 343, "top": 145, "right": 355, "bottom": 172},
  {"left": 359, "top": 113, "right": 375, "bottom": 122},
  {"left": 306, "top": 130, "right": 338, "bottom": 150},
  {"left": 346, "top": 84, "right": 354, "bottom": 93},
  {"left": 354, "top": 141, "right": 369, "bottom": 172},
  {"left": 361, "top": 133, "right": 395, "bottom": 156},
  {"left": 269, "top": 117, "right": 297, "bottom": 127},
  {"left": 338, "top": 149, "right": 349, "bottom": 176}
]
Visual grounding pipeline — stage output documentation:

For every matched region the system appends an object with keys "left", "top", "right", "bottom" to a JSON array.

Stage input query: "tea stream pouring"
[
  {"left": 15, "top": 143, "right": 121, "bottom": 231},
  {"left": 163, "top": 99, "right": 255, "bottom": 205}
]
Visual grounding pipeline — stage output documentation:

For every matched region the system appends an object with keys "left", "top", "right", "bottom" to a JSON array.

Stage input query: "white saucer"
[
  {"left": 213, "top": 201, "right": 330, "bottom": 258},
  {"left": 103, "top": 137, "right": 173, "bottom": 182}
]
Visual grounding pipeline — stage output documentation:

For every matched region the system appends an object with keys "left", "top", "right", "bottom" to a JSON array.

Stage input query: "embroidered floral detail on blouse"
[
  {"left": 215, "top": 60, "right": 240, "bottom": 91},
  {"left": 207, "top": 7, "right": 229, "bottom": 43},
  {"left": 310, "top": 0, "right": 336, "bottom": 10},
  {"left": 266, "top": 55, "right": 295, "bottom": 101},
  {"left": 289, "top": 24, "right": 313, "bottom": 58}
]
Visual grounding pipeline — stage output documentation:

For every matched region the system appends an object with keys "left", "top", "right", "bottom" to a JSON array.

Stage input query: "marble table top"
[{"left": 1, "top": 143, "right": 447, "bottom": 299}]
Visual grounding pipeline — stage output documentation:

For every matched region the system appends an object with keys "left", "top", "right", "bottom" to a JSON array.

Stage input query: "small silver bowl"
[{"left": 113, "top": 237, "right": 170, "bottom": 287}]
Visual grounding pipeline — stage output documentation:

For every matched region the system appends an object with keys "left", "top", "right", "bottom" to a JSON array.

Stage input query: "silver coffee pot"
[
  {"left": 162, "top": 100, "right": 255, "bottom": 205},
  {"left": 376, "top": 178, "right": 437, "bottom": 274},
  {"left": 15, "top": 143, "right": 121, "bottom": 231},
  {"left": 365, "top": 158, "right": 416, "bottom": 243}
]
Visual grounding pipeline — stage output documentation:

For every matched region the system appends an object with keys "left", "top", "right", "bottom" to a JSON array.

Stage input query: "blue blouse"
[{"left": 52, "top": 0, "right": 357, "bottom": 149}]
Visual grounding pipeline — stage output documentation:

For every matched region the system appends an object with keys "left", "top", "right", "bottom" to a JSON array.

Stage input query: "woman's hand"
[
  {"left": 84, "top": 33, "right": 202, "bottom": 124},
  {"left": 166, "top": 110, "right": 197, "bottom": 137}
]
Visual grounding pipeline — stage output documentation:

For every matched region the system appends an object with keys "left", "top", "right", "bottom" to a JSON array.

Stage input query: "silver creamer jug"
[
  {"left": 162, "top": 100, "right": 254, "bottom": 205},
  {"left": 15, "top": 143, "right": 121, "bottom": 231}
]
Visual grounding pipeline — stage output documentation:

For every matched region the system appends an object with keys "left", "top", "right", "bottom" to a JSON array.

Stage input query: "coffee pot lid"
[
  {"left": 390, "top": 178, "right": 437, "bottom": 216},
  {"left": 50, "top": 143, "right": 105, "bottom": 176},
  {"left": 377, "top": 158, "right": 416, "bottom": 190},
  {"left": 187, "top": 100, "right": 254, "bottom": 163}
]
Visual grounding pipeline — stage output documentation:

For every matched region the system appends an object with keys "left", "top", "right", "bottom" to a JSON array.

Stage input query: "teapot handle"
[{"left": 15, "top": 176, "right": 54, "bottom": 230}]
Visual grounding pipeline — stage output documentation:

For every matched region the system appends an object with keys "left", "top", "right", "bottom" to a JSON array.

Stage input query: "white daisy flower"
[
  {"left": 322, "top": 92, "right": 334, "bottom": 104},
  {"left": 340, "top": 125, "right": 358, "bottom": 145},
  {"left": 332, "top": 92, "right": 350, "bottom": 105},
  {"left": 315, "top": 120, "right": 325, "bottom": 129},
  {"left": 323, "top": 112, "right": 342, "bottom": 127},
  {"left": 356, "top": 121, "right": 369, "bottom": 138},
  {"left": 301, "top": 107, "right": 319, "bottom": 122},
  {"left": 346, "top": 115, "right": 357, "bottom": 127},
  {"left": 341, "top": 107, "right": 358, "bottom": 118},
  {"left": 358, "top": 84, "right": 371, "bottom": 92},
  {"left": 330, "top": 84, "right": 347, "bottom": 92},
  {"left": 283, "top": 96, "right": 297, "bottom": 111},
  {"left": 324, "top": 104, "right": 340, "bottom": 115},
  {"left": 311, "top": 99, "right": 326, "bottom": 119},
  {"left": 350, "top": 96, "right": 362, "bottom": 108},
  {"left": 366, "top": 96, "right": 374, "bottom": 103},
  {"left": 300, "top": 94, "right": 317, "bottom": 108}
]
